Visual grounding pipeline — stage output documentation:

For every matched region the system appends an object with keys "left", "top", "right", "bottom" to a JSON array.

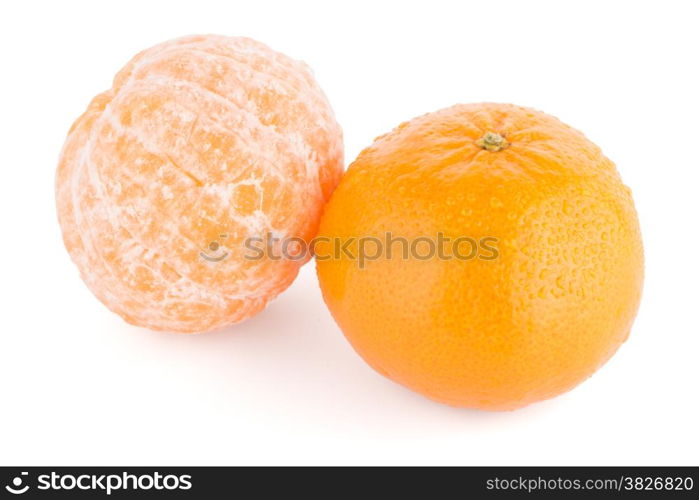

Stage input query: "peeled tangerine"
[
  {"left": 317, "top": 103, "right": 643, "bottom": 410},
  {"left": 56, "top": 35, "right": 343, "bottom": 333}
]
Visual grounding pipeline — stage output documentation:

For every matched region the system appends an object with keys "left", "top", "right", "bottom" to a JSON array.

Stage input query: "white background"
[{"left": 1, "top": 0, "right": 698, "bottom": 466}]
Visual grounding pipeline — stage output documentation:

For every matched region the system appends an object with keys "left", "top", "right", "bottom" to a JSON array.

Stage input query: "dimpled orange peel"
[
  {"left": 56, "top": 35, "right": 343, "bottom": 333},
  {"left": 316, "top": 103, "right": 643, "bottom": 410}
]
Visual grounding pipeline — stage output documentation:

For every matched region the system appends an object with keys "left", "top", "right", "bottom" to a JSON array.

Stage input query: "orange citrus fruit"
[
  {"left": 316, "top": 103, "right": 643, "bottom": 410},
  {"left": 56, "top": 35, "right": 343, "bottom": 333}
]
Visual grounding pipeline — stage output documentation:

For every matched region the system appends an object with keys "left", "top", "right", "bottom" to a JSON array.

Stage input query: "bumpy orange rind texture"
[
  {"left": 56, "top": 35, "right": 343, "bottom": 333},
  {"left": 316, "top": 103, "right": 643, "bottom": 410}
]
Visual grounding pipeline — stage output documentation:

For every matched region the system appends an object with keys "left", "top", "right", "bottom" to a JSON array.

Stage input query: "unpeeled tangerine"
[{"left": 56, "top": 35, "right": 343, "bottom": 333}]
